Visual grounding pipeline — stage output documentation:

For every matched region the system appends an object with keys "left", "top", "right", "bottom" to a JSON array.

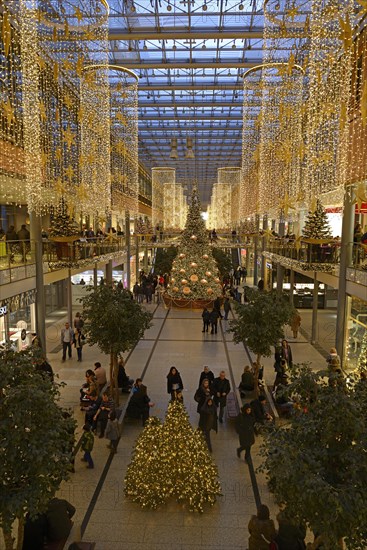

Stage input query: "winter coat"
[
  {"left": 194, "top": 384, "right": 212, "bottom": 413},
  {"left": 281, "top": 344, "right": 293, "bottom": 367},
  {"left": 210, "top": 309, "right": 220, "bottom": 323},
  {"left": 199, "top": 401, "right": 218, "bottom": 433},
  {"left": 126, "top": 388, "right": 150, "bottom": 419},
  {"left": 199, "top": 369, "right": 215, "bottom": 387},
  {"left": 105, "top": 418, "right": 120, "bottom": 442},
  {"left": 202, "top": 309, "right": 211, "bottom": 322},
  {"left": 46, "top": 498, "right": 75, "bottom": 542},
  {"left": 212, "top": 376, "right": 231, "bottom": 406},
  {"left": 275, "top": 519, "right": 306, "bottom": 550},
  {"left": 236, "top": 411, "right": 255, "bottom": 447},
  {"left": 248, "top": 516, "right": 277, "bottom": 550},
  {"left": 290, "top": 312, "right": 301, "bottom": 332},
  {"left": 223, "top": 299, "right": 231, "bottom": 313},
  {"left": 250, "top": 398, "right": 267, "bottom": 424},
  {"left": 167, "top": 371, "right": 183, "bottom": 394},
  {"left": 240, "top": 370, "right": 255, "bottom": 391}
]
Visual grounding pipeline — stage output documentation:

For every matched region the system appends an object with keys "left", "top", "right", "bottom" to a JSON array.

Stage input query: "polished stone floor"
[{"left": 30, "top": 297, "right": 331, "bottom": 550}]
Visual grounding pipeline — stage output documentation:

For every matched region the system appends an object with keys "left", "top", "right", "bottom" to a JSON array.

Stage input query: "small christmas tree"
[
  {"left": 167, "top": 185, "right": 222, "bottom": 300},
  {"left": 49, "top": 199, "right": 79, "bottom": 238},
  {"left": 302, "top": 199, "right": 332, "bottom": 240},
  {"left": 124, "top": 401, "right": 221, "bottom": 512},
  {"left": 124, "top": 417, "right": 165, "bottom": 509}
]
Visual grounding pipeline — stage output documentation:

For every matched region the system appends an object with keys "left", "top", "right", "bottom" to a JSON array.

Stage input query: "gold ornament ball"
[
  {"left": 207, "top": 288, "right": 213, "bottom": 295},
  {"left": 183, "top": 286, "right": 191, "bottom": 295},
  {"left": 214, "top": 277, "right": 220, "bottom": 283},
  {"left": 190, "top": 274, "right": 198, "bottom": 282},
  {"left": 171, "top": 277, "right": 175, "bottom": 283},
  {"left": 191, "top": 262, "right": 197, "bottom": 268},
  {"left": 202, "top": 254, "right": 209, "bottom": 260},
  {"left": 190, "top": 235, "right": 197, "bottom": 240},
  {"left": 172, "top": 286, "right": 179, "bottom": 292},
  {"left": 181, "top": 279, "right": 188, "bottom": 285},
  {"left": 172, "top": 267, "right": 176, "bottom": 271},
  {"left": 179, "top": 253, "right": 186, "bottom": 259},
  {"left": 200, "top": 278, "right": 208, "bottom": 284},
  {"left": 179, "top": 268, "right": 186, "bottom": 273},
  {"left": 206, "top": 271, "right": 212, "bottom": 277}
]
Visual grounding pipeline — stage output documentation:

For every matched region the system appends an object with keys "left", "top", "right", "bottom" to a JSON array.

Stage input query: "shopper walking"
[
  {"left": 61, "top": 322, "right": 74, "bottom": 362},
  {"left": 209, "top": 308, "right": 220, "bottom": 334},
  {"left": 290, "top": 310, "right": 301, "bottom": 339},
  {"left": 198, "top": 365, "right": 215, "bottom": 388},
  {"left": 80, "top": 424, "right": 94, "bottom": 469},
  {"left": 201, "top": 307, "right": 211, "bottom": 332},
  {"left": 248, "top": 504, "right": 277, "bottom": 550},
  {"left": 223, "top": 297, "right": 231, "bottom": 320},
  {"left": 194, "top": 378, "right": 212, "bottom": 414},
  {"left": 166, "top": 366, "right": 184, "bottom": 401},
  {"left": 105, "top": 410, "right": 120, "bottom": 453},
  {"left": 212, "top": 370, "right": 231, "bottom": 423},
  {"left": 236, "top": 403, "right": 256, "bottom": 461},
  {"left": 74, "top": 328, "right": 84, "bottom": 362},
  {"left": 199, "top": 398, "right": 218, "bottom": 453}
]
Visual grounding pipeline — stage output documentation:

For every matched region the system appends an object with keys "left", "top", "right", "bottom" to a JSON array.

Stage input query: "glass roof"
[{"left": 107, "top": 0, "right": 271, "bottom": 204}]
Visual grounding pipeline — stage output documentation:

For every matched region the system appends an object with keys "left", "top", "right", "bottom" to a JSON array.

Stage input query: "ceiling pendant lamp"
[{"left": 185, "top": 137, "right": 195, "bottom": 158}]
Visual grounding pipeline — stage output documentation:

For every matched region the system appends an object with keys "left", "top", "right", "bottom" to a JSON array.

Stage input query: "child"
[
  {"left": 105, "top": 411, "right": 120, "bottom": 453},
  {"left": 80, "top": 424, "right": 94, "bottom": 469}
]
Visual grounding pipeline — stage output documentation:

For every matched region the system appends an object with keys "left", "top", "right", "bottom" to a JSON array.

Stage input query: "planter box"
[{"left": 163, "top": 293, "right": 214, "bottom": 309}]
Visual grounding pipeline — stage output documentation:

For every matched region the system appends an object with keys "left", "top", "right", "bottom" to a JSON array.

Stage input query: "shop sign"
[{"left": 0, "top": 306, "right": 7, "bottom": 316}]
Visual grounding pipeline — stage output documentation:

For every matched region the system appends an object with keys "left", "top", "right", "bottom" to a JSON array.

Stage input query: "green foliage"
[
  {"left": 211, "top": 248, "right": 233, "bottom": 278},
  {"left": 0, "top": 348, "right": 75, "bottom": 542},
  {"left": 154, "top": 246, "right": 177, "bottom": 275},
  {"left": 260, "top": 365, "right": 367, "bottom": 549},
  {"left": 81, "top": 286, "right": 153, "bottom": 356},
  {"left": 229, "top": 289, "right": 295, "bottom": 361}
]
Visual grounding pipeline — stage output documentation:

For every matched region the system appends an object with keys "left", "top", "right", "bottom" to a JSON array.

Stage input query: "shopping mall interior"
[{"left": 1, "top": 1, "right": 367, "bottom": 549}]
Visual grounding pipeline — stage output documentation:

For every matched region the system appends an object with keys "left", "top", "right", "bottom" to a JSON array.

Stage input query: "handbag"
[{"left": 261, "top": 534, "right": 279, "bottom": 550}]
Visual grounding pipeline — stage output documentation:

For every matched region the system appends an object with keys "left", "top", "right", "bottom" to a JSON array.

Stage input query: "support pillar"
[
  {"left": 106, "top": 260, "right": 113, "bottom": 286},
  {"left": 311, "top": 274, "right": 319, "bottom": 344},
  {"left": 125, "top": 211, "right": 131, "bottom": 290},
  {"left": 336, "top": 186, "right": 355, "bottom": 365},
  {"left": 30, "top": 213, "right": 46, "bottom": 351},
  {"left": 289, "top": 269, "right": 295, "bottom": 306},
  {"left": 261, "top": 215, "right": 268, "bottom": 281},
  {"left": 93, "top": 264, "right": 98, "bottom": 289},
  {"left": 253, "top": 214, "right": 260, "bottom": 286},
  {"left": 135, "top": 236, "right": 139, "bottom": 283},
  {"left": 144, "top": 247, "right": 149, "bottom": 272},
  {"left": 67, "top": 268, "right": 73, "bottom": 326},
  {"left": 276, "top": 263, "right": 285, "bottom": 295}
]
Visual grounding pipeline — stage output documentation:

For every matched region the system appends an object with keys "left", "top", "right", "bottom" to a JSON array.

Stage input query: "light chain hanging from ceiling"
[
  {"left": 0, "top": 4, "right": 25, "bottom": 206},
  {"left": 2, "top": 0, "right": 110, "bottom": 217},
  {"left": 163, "top": 180, "right": 187, "bottom": 231},
  {"left": 305, "top": 0, "right": 355, "bottom": 203},
  {"left": 217, "top": 167, "right": 241, "bottom": 229},
  {"left": 152, "top": 167, "right": 175, "bottom": 230},
  {"left": 86, "top": 65, "right": 139, "bottom": 221}
]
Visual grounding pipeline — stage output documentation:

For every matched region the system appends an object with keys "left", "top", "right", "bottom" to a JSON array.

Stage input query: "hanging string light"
[
  {"left": 217, "top": 167, "right": 241, "bottom": 228},
  {"left": 152, "top": 167, "right": 175, "bottom": 229}
]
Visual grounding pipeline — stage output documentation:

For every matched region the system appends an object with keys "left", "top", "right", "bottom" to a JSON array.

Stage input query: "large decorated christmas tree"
[
  {"left": 124, "top": 401, "right": 221, "bottom": 512},
  {"left": 302, "top": 199, "right": 332, "bottom": 240},
  {"left": 167, "top": 185, "right": 222, "bottom": 301}
]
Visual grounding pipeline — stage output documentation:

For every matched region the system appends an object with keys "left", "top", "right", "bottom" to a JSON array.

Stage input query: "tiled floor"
[{"left": 4, "top": 301, "right": 331, "bottom": 549}]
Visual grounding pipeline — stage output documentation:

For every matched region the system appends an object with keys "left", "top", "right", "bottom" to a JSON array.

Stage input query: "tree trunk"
[
  {"left": 16, "top": 517, "right": 24, "bottom": 550},
  {"left": 110, "top": 352, "right": 119, "bottom": 406},
  {"left": 2, "top": 527, "right": 14, "bottom": 550},
  {"left": 253, "top": 354, "right": 262, "bottom": 397}
]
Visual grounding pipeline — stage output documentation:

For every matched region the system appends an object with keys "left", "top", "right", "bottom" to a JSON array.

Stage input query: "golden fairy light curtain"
[
  {"left": 1, "top": 0, "right": 110, "bottom": 216},
  {"left": 218, "top": 167, "right": 241, "bottom": 228},
  {"left": 152, "top": 167, "right": 175, "bottom": 229},
  {"left": 304, "top": 0, "right": 354, "bottom": 200},
  {"left": 0, "top": 4, "right": 26, "bottom": 205},
  {"left": 163, "top": 178, "right": 186, "bottom": 230},
  {"left": 241, "top": 68, "right": 262, "bottom": 220}
]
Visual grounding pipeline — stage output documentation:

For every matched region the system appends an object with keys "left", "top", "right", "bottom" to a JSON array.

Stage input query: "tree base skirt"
[{"left": 163, "top": 294, "right": 214, "bottom": 309}]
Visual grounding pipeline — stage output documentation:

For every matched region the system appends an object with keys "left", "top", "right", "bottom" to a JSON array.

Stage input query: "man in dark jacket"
[
  {"left": 201, "top": 307, "right": 211, "bottom": 332},
  {"left": 17, "top": 224, "right": 30, "bottom": 261},
  {"left": 212, "top": 370, "right": 231, "bottom": 422},
  {"left": 250, "top": 395, "right": 273, "bottom": 425},
  {"left": 199, "top": 365, "right": 215, "bottom": 387},
  {"left": 210, "top": 309, "right": 220, "bottom": 334},
  {"left": 236, "top": 403, "right": 256, "bottom": 461},
  {"left": 45, "top": 498, "right": 75, "bottom": 542}
]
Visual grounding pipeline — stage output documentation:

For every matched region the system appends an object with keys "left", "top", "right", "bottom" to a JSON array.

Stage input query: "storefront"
[
  {"left": 0, "top": 290, "right": 36, "bottom": 350},
  {"left": 346, "top": 296, "right": 367, "bottom": 371}
]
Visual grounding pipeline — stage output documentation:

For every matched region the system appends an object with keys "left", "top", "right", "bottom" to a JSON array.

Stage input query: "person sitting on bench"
[{"left": 239, "top": 365, "right": 255, "bottom": 396}]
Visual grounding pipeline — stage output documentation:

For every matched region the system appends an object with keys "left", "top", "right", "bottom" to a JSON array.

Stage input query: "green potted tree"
[
  {"left": 229, "top": 288, "right": 294, "bottom": 393},
  {"left": 81, "top": 286, "right": 153, "bottom": 403},
  {"left": 0, "top": 348, "right": 75, "bottom": 550},
  {"left": 48, "top": 199, "right": 79, "bottom": 260},
  {"left": 260, "top": 365, "right": 367, "bottom": 549}
]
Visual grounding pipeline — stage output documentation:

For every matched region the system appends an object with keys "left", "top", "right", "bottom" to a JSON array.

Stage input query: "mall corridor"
[{"left": 48, "top": 303, "right": 326, "bottom": 550}]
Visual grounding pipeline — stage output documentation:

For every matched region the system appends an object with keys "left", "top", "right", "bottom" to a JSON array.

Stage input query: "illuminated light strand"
[{"left": 152, "top": 167, "right": 175, "bottom": 229}]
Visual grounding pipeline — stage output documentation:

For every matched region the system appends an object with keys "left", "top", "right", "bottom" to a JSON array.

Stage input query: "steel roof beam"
[
  {"left": 137, "top": 84, "right": 243, "bottom": 90},
  {"left": 138, "top": 114, "right": 242, "bottom": 119},
  {"left": 139, "top": 101, "right": 242, "bottom": 107},
  {"left": 111, "top": 60, "right": 258, "bottom": 68},
  {"left": 108, "top": 29, "right": 264, "bottom": 40}
]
